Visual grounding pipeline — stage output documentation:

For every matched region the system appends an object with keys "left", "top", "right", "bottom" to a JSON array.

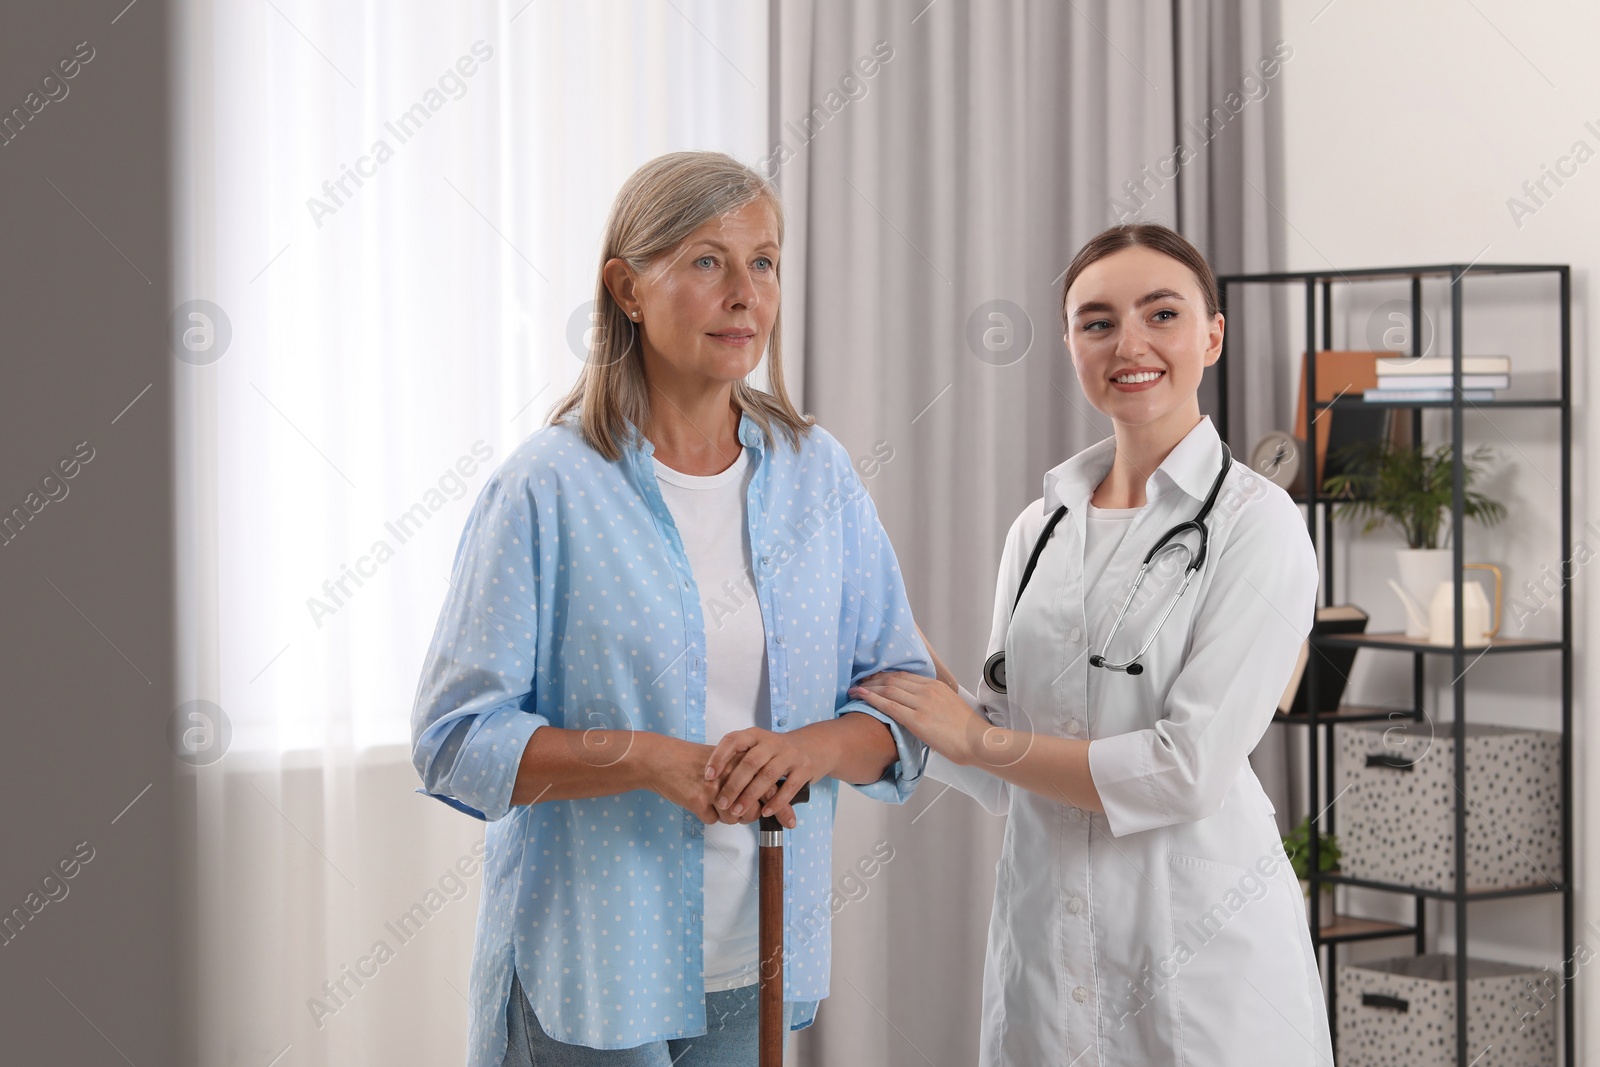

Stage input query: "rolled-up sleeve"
[
  {"left": 835, "top": 476, "right": 931, "bottom": 804},
  {"left": 1088, "top": 492, "right": 1318, "bottom": 837},
  {"left": 410, "top": 478, "right": 547, "bottom": 823}
]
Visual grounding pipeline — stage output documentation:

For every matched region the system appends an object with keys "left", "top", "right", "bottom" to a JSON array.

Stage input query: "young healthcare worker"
[{"left": 852, "top": 224, "right": 1335, "bottom": 1066}]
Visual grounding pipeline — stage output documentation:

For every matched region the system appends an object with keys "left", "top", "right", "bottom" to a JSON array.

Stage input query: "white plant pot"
[{"left": 1394, "top": 548, "right": 1452, "bottom": 637}]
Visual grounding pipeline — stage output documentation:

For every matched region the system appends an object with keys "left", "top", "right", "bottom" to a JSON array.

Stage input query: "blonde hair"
[{"left": 549, "top": 151, "right": 813, "bottom": 461}]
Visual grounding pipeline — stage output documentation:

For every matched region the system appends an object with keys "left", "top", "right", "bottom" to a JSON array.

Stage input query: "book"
[
  {"left": 1362, "top": 388, "right": 1496, "bottom": 403},
  {"left": 1375, "top": 373, "right": 1509, "bottom": 391},
  {"left": 1323, "top": 396, "right": 1393, "bottom": 483},
  {"left": 1294, "top": 351, "right": 1385, "bottom": 486},
  {"left": 1279, "top": 604, "right": 1369, "bottom": 715},
  {"left": 1376, "top": 355, "right": 1511, "bottom": 376}
]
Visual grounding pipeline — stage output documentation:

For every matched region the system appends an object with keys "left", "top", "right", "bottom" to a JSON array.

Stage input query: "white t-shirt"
[
  {"left": 652, "top": 447, "right": 768, "bottom": 992},
  {"left": 1084, "top": 501, "right": 1143, "bottom": 649}
]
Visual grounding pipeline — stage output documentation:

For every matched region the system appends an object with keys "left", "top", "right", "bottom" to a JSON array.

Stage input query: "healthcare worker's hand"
[
  {"left": 703, "top": 728, "right": 825, "bottom": 830},
  {"left": 851, "top": 671, "right": 1020, "bottom": 769}
]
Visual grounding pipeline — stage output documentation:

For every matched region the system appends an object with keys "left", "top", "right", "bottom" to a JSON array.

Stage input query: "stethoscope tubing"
[{"left": 983, "top": 442, "right": 1232, "bottom": 693}]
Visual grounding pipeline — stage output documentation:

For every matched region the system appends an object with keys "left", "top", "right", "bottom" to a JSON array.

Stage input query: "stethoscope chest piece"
[{"left": 982, "top": 649, "right": 1009, "bottom": 694}]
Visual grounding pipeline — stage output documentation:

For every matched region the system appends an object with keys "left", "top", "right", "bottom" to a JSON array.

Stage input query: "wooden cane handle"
[{"left": 758, "top": 780, "right": 811, "bottom": 833}]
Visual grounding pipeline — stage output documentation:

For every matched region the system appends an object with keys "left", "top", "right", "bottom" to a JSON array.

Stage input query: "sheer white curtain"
[{"left": 172, "top": 4, "right": 768, "bottom": 1063}]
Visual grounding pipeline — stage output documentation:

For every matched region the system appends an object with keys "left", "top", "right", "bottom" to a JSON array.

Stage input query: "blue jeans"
[{"left": 499, "top": 970, "right": 797, "bottom": 1066}]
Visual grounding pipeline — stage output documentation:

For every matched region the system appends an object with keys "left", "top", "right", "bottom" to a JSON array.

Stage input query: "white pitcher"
[
  {"left": 1425, "top": 563, "right": 1502, "bottom": 646},
  {"left": 1387, "top": 548, "right": 1452, "bottom": 638}
]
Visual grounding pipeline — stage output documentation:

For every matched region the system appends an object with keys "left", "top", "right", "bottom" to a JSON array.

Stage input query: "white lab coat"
[{"left": 928, "top": 416, "right": 1334, "bottom": 1067}]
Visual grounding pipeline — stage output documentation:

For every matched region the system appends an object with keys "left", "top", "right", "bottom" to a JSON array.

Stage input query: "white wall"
[{"left": 1278, "top": 0, "right": 1597, "bottom": 1056}]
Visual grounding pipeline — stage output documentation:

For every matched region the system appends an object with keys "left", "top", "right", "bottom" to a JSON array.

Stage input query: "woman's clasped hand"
[{"left": 642, "top": 727, "right": 824, "bottom": 829}]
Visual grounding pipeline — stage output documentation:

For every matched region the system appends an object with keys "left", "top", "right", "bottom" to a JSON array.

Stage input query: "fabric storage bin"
[
  {"left": 1337, "top": 955, "right": 1557, "bottom": 1066},
  {"left": 1335, "top": 723, "right": 1560, "bottom": 892}
]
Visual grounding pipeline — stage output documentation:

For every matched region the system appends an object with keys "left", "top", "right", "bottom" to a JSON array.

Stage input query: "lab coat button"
[
  {"left": 1069, "top": 626, "right": 1082, "bottom": 643},
  {"left": 1073, "top": 985, "right": 1090, "bottom": 1003},
  {"left": 1067, "top": 717, "right": 1083, "bottom": 735},
  {"left": 1067, "top": 895, "right": 1083, "bottom": 914}
]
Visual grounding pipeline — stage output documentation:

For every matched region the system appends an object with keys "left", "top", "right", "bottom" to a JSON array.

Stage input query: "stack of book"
[{"left": 1364, "top": 355, "right": 1512, "bottom": 402}]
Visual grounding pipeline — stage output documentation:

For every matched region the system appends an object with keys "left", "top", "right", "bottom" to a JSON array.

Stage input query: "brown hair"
[
  {"left": 1058, "top": 223, "right": 1220, "bottom": 331},
  {"left": 548, "top": 151, "right": 813, "bottom": 461}
]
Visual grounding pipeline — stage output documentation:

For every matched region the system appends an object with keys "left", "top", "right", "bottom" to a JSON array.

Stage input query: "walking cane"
[{"left": 758, "top": 779, "right": 810, "bottom": 1067}]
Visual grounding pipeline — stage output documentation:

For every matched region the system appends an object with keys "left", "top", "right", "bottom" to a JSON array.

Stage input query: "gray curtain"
[
  {"left": 773, "top": 2, "right": 1290, "bottom": 1062},
  {"left": 1174, "top": 0, "right": 1303, "bottom": 840}
]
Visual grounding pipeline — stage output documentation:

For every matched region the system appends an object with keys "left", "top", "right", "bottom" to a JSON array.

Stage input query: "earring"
[{"left": 631, "top": 311, "right": 640, "bottom": 320}]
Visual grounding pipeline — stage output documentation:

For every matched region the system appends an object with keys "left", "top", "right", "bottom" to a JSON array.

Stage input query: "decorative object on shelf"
[
  {"left": 1335, "top": 723, "right": 1561, "bottom": 893},
  {"left": 1337, "top": 955, "right": 1556, "bottom": 1067},
  {"left": 1419, "top": 562, "right": 1502, "bottom": 646},
  {"left": 1390, "top": 549, "right": 1450, "bottom": 637},
  {"left": 1284, "top": 815, "right": 1341, "bottom": 928},
  {"left": 1321, "top": 440, "right": 1508, "bottom": 638},
  {"left": 1278, "top": 604, "right": 1368, "bottom": 714},
  {"left": 1249, "top": 430, "right": 1303, "bottom": 491},
  {"left": 1387, "top": 560, "right": 1504, "bottom": 644}
]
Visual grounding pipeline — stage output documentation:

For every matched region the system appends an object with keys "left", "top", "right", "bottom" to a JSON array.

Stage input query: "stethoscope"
[{"left": 982, "top": 442, "right": 1231, "bottom": 691}]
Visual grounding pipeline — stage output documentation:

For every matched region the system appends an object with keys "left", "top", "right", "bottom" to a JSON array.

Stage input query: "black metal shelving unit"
[{"left": 1214, "top": 263, "right": 1574, "bottom": 1066}]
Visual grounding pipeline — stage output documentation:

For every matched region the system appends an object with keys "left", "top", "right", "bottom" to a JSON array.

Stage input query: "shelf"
[
  {"left": 1320, "top": 872, "right": 1566, "bottom": 902},
  {"left": 1314, "top": 915, "right": 1418, "bottom": 944},
  {"left": 1216, "top": 262, "right": 1567, "bottom": 284},
  {"left": 1274, "top": 704, "right": 1418, "bottom": 726},
  {"left": 1288, "top": 494, "right": 1376, "bottom": 506},
  {"left": 1312, "top": 397, "right": 1562, "bottom": 410},
  {"left": 1217, "top": 260, "right": 1573, "bottom": 1067},
  {"left": 1313, "top": 631, "right": 1563, "bottom": 654}
]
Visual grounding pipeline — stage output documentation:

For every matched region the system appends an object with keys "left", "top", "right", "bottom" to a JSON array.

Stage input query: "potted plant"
[
  {"left": 1283, "top": 815, "right": 1340, "bottom": 927},
  {"left": 1322, "top": 441, "right": 1507, "bottom": 637}
]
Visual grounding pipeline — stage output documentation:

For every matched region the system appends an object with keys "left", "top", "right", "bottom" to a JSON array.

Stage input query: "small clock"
[{"left": 1249, "top": 431, "right": 1303, "bottom": 491}]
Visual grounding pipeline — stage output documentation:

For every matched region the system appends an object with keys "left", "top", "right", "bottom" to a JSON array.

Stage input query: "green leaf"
[
  {"left": 1282, "top": 815, "right": 1341, "bottom": 880},
  {"left": 1321, "top": 439, "right": 1505, "bottom": 549}
]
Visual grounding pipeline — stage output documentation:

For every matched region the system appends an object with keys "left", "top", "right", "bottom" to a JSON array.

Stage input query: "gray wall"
[{"left": 0, "top": 0, "right": 181, "bottom": 1061}]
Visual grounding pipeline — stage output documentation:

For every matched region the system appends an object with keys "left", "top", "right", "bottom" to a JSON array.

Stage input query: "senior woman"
[{"left": 410, "top": 151, "right": 932, "bottom": 1067}]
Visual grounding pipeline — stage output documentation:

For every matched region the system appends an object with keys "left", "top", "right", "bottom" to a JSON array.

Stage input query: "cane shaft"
[
  {"left": 758, "top": 842, "right": 785, "bottom": 1065},
  {"left": 756, "top": 780, "right": 807, "bottom": 1067}
]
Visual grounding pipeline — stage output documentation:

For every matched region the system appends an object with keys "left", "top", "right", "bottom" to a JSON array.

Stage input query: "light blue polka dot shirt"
[{"left": 410, "top": 410, "right": 932, "bottom": 1059}]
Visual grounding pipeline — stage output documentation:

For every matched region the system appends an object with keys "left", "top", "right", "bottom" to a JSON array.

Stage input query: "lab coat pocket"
[{"left": 1165, "top": 852, "right": 1317, "bottom": 1064}]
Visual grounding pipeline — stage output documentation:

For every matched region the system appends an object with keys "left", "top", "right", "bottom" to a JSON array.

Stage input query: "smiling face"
[
  {"left": 608, "top": 197, "right": 781, "bottom": 393},
  {"left": 1063, "top": 244, "right": 1224, "bottom": 436}
]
